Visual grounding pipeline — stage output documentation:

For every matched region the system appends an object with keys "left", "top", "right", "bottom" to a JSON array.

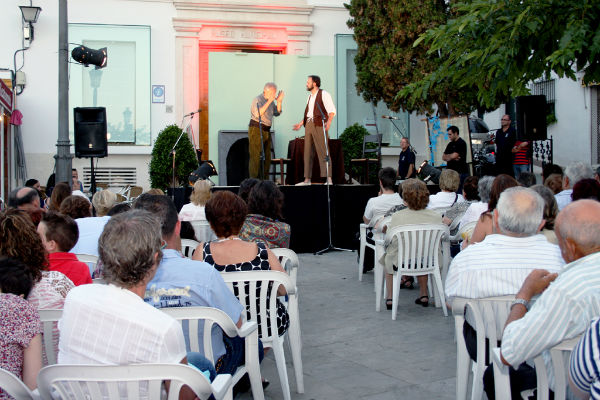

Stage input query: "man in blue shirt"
[{"left": 397, "top": 137, "right": 416, "bottom": 179}]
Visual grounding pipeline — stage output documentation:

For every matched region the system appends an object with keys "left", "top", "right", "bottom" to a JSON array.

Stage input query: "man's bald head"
[
  {"left": 555, "top": 200, "right": 600, "bottom": 263},
  {"left": 8, "top": 187, "right": 40, "bottom": 209}
]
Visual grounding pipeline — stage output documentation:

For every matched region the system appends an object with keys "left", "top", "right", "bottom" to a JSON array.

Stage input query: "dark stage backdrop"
[{"left": 169, "top": 184, "right": 379, "bottom": 253}]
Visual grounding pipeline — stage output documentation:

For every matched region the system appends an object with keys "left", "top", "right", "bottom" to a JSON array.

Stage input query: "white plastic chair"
[
  {"left": 384, "top": 223, "right": 450, "bottom": 319},
  {"left": 37, "top": 363, "right": 233, "bottom": 400},
  {"left": 75, "top": 253, "right": 99, "bottom": 277},
  {"left": 221, "top": 270, "right": 303, "bottom": 400},
  {"left": 449, "top": 220, "right": 478, "bottom": 243},
  {"left": 358, "top": 223, "right": 377, "bottom": 281},
  {"left": 491, "top": 335, "right": 582, "bottom": 400},
  {"left": 161, "top": 306, "right": 264, "bottom": 400},
  {"left": 39, "top": 309, "right": 63, "bottom": 366},
  {"left": 181, "top": 239, "right": 200, "bottom": 259},
  {"left": 452, "top": 296, "right": 514, "bottom": 400},
  {"left": 191, "top": 220, "right": 217, "bottom": 243},
  {"left": 271, "top": 248, "right": 299, "bottom": 287},
  {"left": 0, "top": 368, "right": 36, "bottom": 399}
]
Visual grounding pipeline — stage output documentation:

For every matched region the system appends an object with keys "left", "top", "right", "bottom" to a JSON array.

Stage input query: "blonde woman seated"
[
  {"left": 92, "top": 189, "right": 117, "bottom": 217},
  {"left": 381, "top": 179, "right": 442, "bottom": 308},
  {"left": 427, "top": 169, "right": 464, "bottom": 210},
  {"left": 179, "top": 180, "right": 211, "bottom": 221},
  {"left": 193, "top": 190, "right": 290, "bottom": 336}
]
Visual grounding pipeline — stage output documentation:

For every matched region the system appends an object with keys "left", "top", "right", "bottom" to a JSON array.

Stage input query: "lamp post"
[{"left": 55, "top": 0, "right": 72, "bottom": 185}]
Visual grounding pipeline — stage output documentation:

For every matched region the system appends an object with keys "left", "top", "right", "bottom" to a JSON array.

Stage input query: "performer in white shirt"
[{"left": 293, "top": 75, "right": 336, "bottom": 185}]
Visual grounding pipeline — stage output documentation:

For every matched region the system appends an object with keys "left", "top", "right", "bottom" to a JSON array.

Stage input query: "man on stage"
[
  {"left": 293, "top": 75, "right": 336, "bottom": 185},
  {"left": 248, "top": 82, "right": 284, "bottom": 179},
  {"left": 397, "top": 137, "right": 416, "bottom": 179},
  {"left": 495, "top": 114, "right": 517, "bottom": 176}
]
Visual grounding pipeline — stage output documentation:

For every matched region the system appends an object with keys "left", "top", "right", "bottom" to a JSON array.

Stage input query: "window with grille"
[
  {"left": 83, "top": 167, "right": 136, "bottom": 187},
  {"left": 531, "top": 79, "right": 556, "bottom": 124},
  {"left": 593, "top": 87, "right": 600, "bottom": 164}
]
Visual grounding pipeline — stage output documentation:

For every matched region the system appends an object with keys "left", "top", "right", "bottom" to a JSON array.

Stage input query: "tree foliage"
[
  {"left": 345, "top": 0, "right": 484, "bottom": 116},
  {"left": 400, "top": 0, "right": 600, "bottom": 109},
  {"left": 149, "top": 125, "right": 198, "bottom": 190}
]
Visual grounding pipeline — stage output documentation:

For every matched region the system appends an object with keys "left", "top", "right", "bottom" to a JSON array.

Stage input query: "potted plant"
[
  {"left": 149, "top": 125, "right": 198, "bottom": 191},
  {"left": 339, "top": 123, "right": 377, "bottom": 182}
]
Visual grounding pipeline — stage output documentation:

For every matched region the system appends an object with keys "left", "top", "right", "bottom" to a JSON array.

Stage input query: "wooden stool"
[{"left": 271, "top": 158, "right": 291, "bottom": 185}]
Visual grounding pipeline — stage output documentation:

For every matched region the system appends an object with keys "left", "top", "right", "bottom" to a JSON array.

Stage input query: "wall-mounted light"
[
  {"left": 19, "top": 5, "right": 42, "bottom": 44},
  {"left": 71, "top": 46, "right": 108, "bottom": 69}
]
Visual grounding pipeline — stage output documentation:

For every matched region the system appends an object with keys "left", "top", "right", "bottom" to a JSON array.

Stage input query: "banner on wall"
[{"left": 0, "top": 80, "right": 13, "bottom": 112}]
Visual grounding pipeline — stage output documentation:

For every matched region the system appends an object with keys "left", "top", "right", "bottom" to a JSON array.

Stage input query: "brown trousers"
[{"left": 303, "top": 121, "right": 331, "bottom": 178}]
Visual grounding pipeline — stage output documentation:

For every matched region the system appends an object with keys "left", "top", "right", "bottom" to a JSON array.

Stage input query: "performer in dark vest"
[{"left": 292, "top": 75, "right": 336, "bottom": 185}]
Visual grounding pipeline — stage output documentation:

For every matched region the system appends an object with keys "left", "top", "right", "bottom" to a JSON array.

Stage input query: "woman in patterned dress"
[
  {"left": 0, "top": 257, "right": 42, "bottom": 397},
  {"left": 193, "top": 190, "right": 290, "bottom": 337}
]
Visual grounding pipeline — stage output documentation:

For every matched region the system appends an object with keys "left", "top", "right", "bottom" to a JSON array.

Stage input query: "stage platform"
[{"left": 170, "top": 184, "right": 379, "bottom": 254}]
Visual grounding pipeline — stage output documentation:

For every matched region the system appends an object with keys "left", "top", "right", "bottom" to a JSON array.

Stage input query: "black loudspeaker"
[
  {"left": 515, "top": 95, "right": 547, "bottom": 141},
  {"left": 74, "top": 107, "right": 108, "bottom": 158}
]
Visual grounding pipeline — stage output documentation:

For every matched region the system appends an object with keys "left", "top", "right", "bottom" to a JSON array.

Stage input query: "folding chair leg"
[
  {"left": 374, "top": 260, "right": 384, "bottom": 312},
  {"left": 391, "top": 273, "right": 402, "bottom": 320},
  {"left": 456, "top": 318, "right": 470, "bottom": 400},
  {"left": 288, "top": 324, "right": 304, "bottom": 393},
  {"left": 358, "top": 236, "right": 366, "bottom": 282},
  {"left": 433, "top": 269, "right": 448, "bottom": 316}
]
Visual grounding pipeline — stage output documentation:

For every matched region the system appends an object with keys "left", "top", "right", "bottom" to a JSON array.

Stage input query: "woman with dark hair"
[
  {"left": 572, "top": 179, "right": 600, "bottom": 202},
  {"left": 48, "top": 182, "right": 72, "bottom": 212},
  {"left": 382, "top": 179, "right": 443, "bottom": 308},
  {"left": 193, "top": 190, "right": 290, "bottom": 336},
  {"left": 239, "top": 180, "right": 291, "bottom": 249},
  {"left": 0, "top": 257, "right": 43, "bottom": 393},
  {"left": 59, "top": 195, "right": 92, "bottom": 219},
  {"left": 531, "top": 185, "right": 559, "bottom": 244},
  {"left": 466, "top": 174, "right": 519, "bottom": 247},
  {"left": 238, "top": 178, "right": 260, "bottom": 203}
]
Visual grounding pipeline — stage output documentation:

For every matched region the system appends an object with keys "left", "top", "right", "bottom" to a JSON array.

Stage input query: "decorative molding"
[{"left": 173, "top": 1, "right": 314, "bottom": 15}]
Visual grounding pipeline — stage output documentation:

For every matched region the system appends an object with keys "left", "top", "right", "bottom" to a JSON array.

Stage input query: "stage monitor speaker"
[
  {"left": 515, "top": 95, "right": 547, "bottom": 141},
  {"left": 74, "top": 107, "right": 108, "bottom": 158}
]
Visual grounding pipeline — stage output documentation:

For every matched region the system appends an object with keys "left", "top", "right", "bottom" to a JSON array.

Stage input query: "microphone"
[
  {"left": 382, "top": 115, "right": 400, "bottom": 120},
  {"left": 183, "top": 109, "right": 202, "bottom": 117}
]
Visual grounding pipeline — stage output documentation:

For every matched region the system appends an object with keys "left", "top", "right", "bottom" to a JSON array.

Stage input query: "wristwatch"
[{"left": 511, "top": 298, "right": 529, "bottom": 311}]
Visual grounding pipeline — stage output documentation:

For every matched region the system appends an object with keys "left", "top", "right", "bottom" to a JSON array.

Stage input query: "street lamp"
[{"left": 19, "top": 5, "right": 42, "bottom": 43}]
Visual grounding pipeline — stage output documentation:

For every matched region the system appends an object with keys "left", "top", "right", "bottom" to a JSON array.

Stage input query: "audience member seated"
[
  {"left": 58, "top": 210, "right": 215, "bottom": 393},
  {"left": 361, "top": 167, "right": 403, "bottom": 230},
  {"left": 238, "top": 178, "right": 260, "bottom": 203},
  {"left": 71, "top": 168, "right": 84, "bottom": 192},
  {"left": 70, "top": 203, "right": 111, "bottom": 257},
  {"left": 106, "top": 202, "right": 131, "bottom": 216},
  {"left": 239, "top": 180, "right": 291, "bottom": 249},
  {"left": 443, "top": 175, "right": 479, "bottom": 235},
  {"left": 133, "top": 195, "right": 259, "bottom": 384},
  {"left": 145, "top": 188, "right": 165, "bottom": 195},
  {"left": 516, "top": 171, "right": 536, "bottom": 187},
  {"left": 179, "top": 179, "right": 211, "bottom": 221},
  {"left": 381, "top": 179, "right": 442, "bottom": 308},
  {"left": 486, "top": 200, "right": 600, "bottom": 399},
  {"left": 544, "top": 173, "right": 563, "bottom": 195},
  {"left": 542, "top": 163, "right": 563, "bottom": 184},
  {"left": 445, "top": 187, "right": 564, "bottom": 377},
  {"left": 37, "top": 212, "right": 92, "bottom": 286},
  {"left": 0, "top": 257, "right": 42, "bottom": 395},
  {"left": 59, "top": 195, "right": 92, "bottom": 220},
  {"left": 25, "top": 178, "right": 45, "bottom": 206},
  {"left": 7, "top": 186, "right": 44, "bottom": 226},
  {"left": 466, "top": 174, "right": 519, "bottom": 248},
  {"left": 457, "top": 176, "right": 494, "bottom": 229},
  {"left": 555, "top": 161, "right": 595, "bottom": 210},
  {"left": 530, "top": 185, "right": 560, "bottom": 245},
  {"left": 569, "top": 318, "right": 600, "bottom": 400},
  {"left": 193, "top": 191, "right": 290, "bottom": 337},
  {"left": 596, "top": 166, "right": 600, "bottom": 183},
  {"left": 180, "top": 220, "right": 198, "bottom": 241},
  {"left": 572, "top": 178, "right": 600, "bottom": 201},
  {"left": 92, "top": 189, "right": 117, "bottom": 217},
  {"left": 428, "top": 169, "right": 464, "bottom": 210},
  {"left": 48, "top": 182, "right": 71, "bottom": 212},
  {"left": 0, "top": 209, "right": 74, "bottom": 311}
]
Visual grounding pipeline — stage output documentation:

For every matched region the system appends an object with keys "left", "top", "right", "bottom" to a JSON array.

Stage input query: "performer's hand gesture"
[
  {"left": 276, "top": 90, "right": 285, "bottom": 102},
  {"left": 293, "top": 122, "right": 303, "bottom": 131},
  {"left": 326, "top": 119, "right": 332, "bottom": 132}
]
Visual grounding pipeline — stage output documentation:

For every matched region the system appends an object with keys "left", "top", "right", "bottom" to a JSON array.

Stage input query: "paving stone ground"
[{"left": 239, "top": 250, "right": 456, "bottom": 400}]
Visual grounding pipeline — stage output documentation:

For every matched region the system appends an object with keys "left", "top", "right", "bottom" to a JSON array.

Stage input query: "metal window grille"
[
  {"left": 592, "top": 87, "right": 600, "bottom": 164},
  {"left": 531, "top": 79, "right": 556, "bottom": 117},
  {"left": 82, "top": 167, "right": 136, "bottom": 187}
]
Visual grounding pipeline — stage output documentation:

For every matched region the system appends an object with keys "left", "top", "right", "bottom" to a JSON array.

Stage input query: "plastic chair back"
[
  {"left": 271, "top": 248, "right": 299, "bottom": 287},
  {"left": 180, "top": 239, "right": 200, "bottom": 259},
  {"left": 76, "top": 253, "right": 99, "bottom": 276},
  {"left": 387, "top": 223, "right": 449, "bottom": 275},
  {"left": 190, "top": 220, "right": 217, "bottom": 243},
  {"left": 37, "top": 363, "right": 233, "bottom": 400},
  {"left": 39, "top": 309, "right": 63, "bottom": 366}
]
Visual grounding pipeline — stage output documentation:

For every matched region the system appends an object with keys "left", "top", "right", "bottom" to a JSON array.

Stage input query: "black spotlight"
[
  {"left": 189, "top": 160, "right": 218, "bottom": 184},
  {"left": 417, "top": 161, "right": 442, "bottom": 184},
  {"left": 71, "top": 46, "right": 107, "bottom": 69}
]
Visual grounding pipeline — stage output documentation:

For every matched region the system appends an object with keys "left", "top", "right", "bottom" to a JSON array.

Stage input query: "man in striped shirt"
[{"left": 487, "top": 200, "right": 600, "bottom": 399}]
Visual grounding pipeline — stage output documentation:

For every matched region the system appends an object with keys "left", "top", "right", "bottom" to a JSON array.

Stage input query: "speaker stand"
[{"left": 89, "top": 157, "right": 97, "bottom": 201}]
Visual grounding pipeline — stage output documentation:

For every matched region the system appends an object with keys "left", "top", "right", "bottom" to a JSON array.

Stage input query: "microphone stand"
[
  {"left": 314, "top": 102, "right": 353, "bottom": 256},
  {"left": 171, "top": 110, "right": 198, "bottom": 201},
  {"left": 257, "top": 103, "right": 266, "bottom": 180}
]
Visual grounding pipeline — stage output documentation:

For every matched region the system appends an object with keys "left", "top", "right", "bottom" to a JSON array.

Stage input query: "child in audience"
[
  {"left": 0, "top": 257, "right": 42, "bottom": 396},
  {"left": 37, "top": 212, "right": 92, "bottom": 286}
]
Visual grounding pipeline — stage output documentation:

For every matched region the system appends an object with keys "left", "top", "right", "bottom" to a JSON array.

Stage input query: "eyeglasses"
[{"left": 501, "top": 118, "right": 510, "bottom": 121}]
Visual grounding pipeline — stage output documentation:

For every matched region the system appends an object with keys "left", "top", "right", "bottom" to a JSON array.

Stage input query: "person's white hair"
[
  {"left": 496, "top": 187, "right": 544, "bottom": 236},
  {"left": 564, "top": 162, "right": 594, "bottom": 188},
  {"left": 264, "top": 82, "right": 277, "bottom": 91},
  {"left": 478, "top": 176, "right": 494, "bottom": 203}
]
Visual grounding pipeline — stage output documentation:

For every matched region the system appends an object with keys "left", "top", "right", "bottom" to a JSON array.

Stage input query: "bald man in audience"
[
  {"left": 7, "top": 187, "right": 43, "bottom": 225},
  {"left": 482, "top": 200, "right": 600, "bottom": 399}
]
